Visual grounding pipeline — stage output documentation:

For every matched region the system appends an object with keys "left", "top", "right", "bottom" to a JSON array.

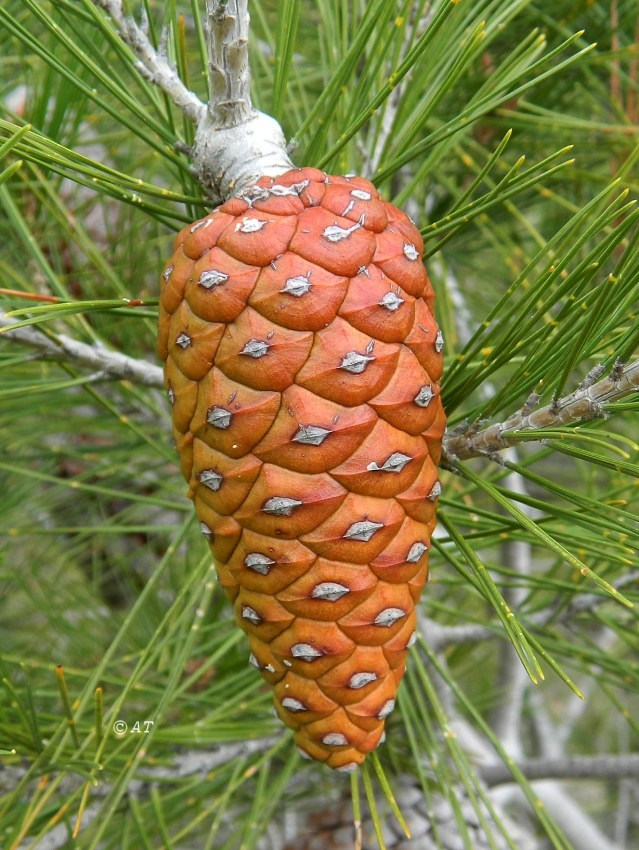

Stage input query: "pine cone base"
[{"left": 159, "top": 167, "right": 445, "bottom": 770}]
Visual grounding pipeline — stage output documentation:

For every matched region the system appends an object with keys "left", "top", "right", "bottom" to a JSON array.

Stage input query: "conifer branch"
[
  {"left": 90, "top": 1, "right": 293, "bottom": 201},
  {"left": 3, "top": 311, "right": 637, "bottom": 454},
  {"left": 191, "top": 1, "right": 293, "bottom": 201},
  {"left": 481, "top": 753, "right": 639, "bottom": 787},
  {"left": 204, "top": 0, "right": 253, "bottom": 127},
  {"left": 443, "top": 359, "right": 639, "bottom": 462},
  {"left": 0, "top": 740, "right": 278, "bottom": 850},
  {"left": 91, "top": 1, "right": 206, "bottom": 125},
  {"left": 0, "top": 309, "right": 164, "bottom": 388},
  {"left": 421, "top": 617, "right": 494, "bottom": 650}
]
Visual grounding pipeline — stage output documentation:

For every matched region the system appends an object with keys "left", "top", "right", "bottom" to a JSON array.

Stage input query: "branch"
[
  {"left": 191, "top": 2, "right": 293, "bottom": 201},
  {"left": 0, "top": 310, "right": 164, "bottom": 388},
  {"left": 251, "top": 767, "right": 542, "bottom": 850},
  {"left": 481, "top": 753, "right": 639, "bottom": 787},
  {"left": 421, "top": 648, "right": 627, "bottom": 850},
  {"left": 542, "top": 569, "right": 639, "bottom": 627},
  {"left": 90, "top": 1, "right": 293, "bottom": 202},
  {"left": 139, "top": 739, "right": 279, "bottom": 780},
  {"left": 420, "top": 615, "right": 495, "bottom": 652},
  {"left": 92, "top": 1, "right": 206, "bottom": 126},
  {"left": 5, "top": 309, "right": 638, "bottom": 475},
  {"left": 443, "top": 359, "right": 639, "bottom": 461},
  {"left": 205, "top": 0, "right": 253, "bottom": 127},
  {"left": 412, "top": 642, "right": 623, "bottom": 850}
]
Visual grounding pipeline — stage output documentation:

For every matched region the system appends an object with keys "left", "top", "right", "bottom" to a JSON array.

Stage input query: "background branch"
[
  {"left": 488, "top": 450, "right": 533, "bottom": 754},
  {"left": 420, "top": 616, "right": 495, "bottom": 651},
  {"left": 424, "top": 646, "right": 626, "bottom": 850},
  {"left": 6, "top": 741, "right": 277, "bottom": 850},
  {"left": 481, "top": 753, "right": 639, "bottom": 787}
]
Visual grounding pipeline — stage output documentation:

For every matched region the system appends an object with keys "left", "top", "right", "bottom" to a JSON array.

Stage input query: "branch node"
[
  {"left": 610, "top": 357, "right": 625, "bottom": 383},
  {"left": 521, "top": 392, "right": 542, "bottom": 415},
  {"left": 591, "top": 402, "right": 607, "bottom": 419},
  {"left": 488, "top": 450, "right": 507, "bottom": 465},
  {"left": 578, "top": 363, "right": 605, "bottom": 390},
  {"left": 450, "top": 419, "right": 470, "bottom": 436},
  {"left": 440, "top": 451, "right": 458, "bottom": 469}
]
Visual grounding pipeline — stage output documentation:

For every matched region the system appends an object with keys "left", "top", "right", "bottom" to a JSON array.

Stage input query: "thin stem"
[{"left": 489, "top": 452, "right": 533, "bottom": 755}]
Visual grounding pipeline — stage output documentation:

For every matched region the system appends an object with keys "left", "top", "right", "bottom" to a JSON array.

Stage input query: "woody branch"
[
  {"left": 0, "top": 310, "right": 164, "bottom": 387},
  {"left": 443, "top": 359, "right": 639, "bottom": 462},
  {"left": 191, "top": 1, "right": 293, "bottom": 200},
  {"left": 2, "top": 305, "right": 637, "bottom": 459},
  {"left": 92, "top": 0, "right": 292, "bottom": 202},
  {"left": 204, "top": 0, "right": 253, "bottom": 127}
]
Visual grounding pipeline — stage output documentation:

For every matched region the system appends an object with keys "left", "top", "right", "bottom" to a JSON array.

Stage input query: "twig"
[
  {"left": 91, "top": 1, "right": 206, "bottom": 125},
  {"left": 443, "top": 359, "right": 639, "bottom": 461},
  {"left": 204, "top": 0, "right": 253, "bottom": 128},
  {"left": 0, "top": 310, "right": 164, "bottom": 388},
  {"left": 542, "top": 570, "right": 639, "bottom": 627},
  {"left": 614, "top": 723, "right": 633, "bottom": 848},
  {"left": 552, "top": 632, "right": 616, "bottom": 755},
  {"left": 92, "top": 1, "right": 292, "bottom": 202},
  {"left": 191, "top": 1, "right": 293, "bottom": 201},
  {"left": 139, "top": 739, "right": 279, "bottom": 780},
  {"left": 10, "top": 740, "right": 277, "bottom": 850},
  {"left": 481, "top": 753, "right": 639, "bottom": 787},
  {"left": 414, "top": 641, "right": 623, "bottom": 850}
]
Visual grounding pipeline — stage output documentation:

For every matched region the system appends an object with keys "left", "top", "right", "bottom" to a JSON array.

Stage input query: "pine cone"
[{"left": 158, "top": 167, "right": 445, "bottom": 771}]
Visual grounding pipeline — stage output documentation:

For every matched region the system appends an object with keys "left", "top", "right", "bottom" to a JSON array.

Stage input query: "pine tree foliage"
[{"left": 0, "top": 2, "right": 638, "bottom": 848}]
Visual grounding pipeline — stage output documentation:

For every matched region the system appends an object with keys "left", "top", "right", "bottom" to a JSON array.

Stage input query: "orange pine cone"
[{"left": 158, "top": 167, "right": 445, "bottom": 772}]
